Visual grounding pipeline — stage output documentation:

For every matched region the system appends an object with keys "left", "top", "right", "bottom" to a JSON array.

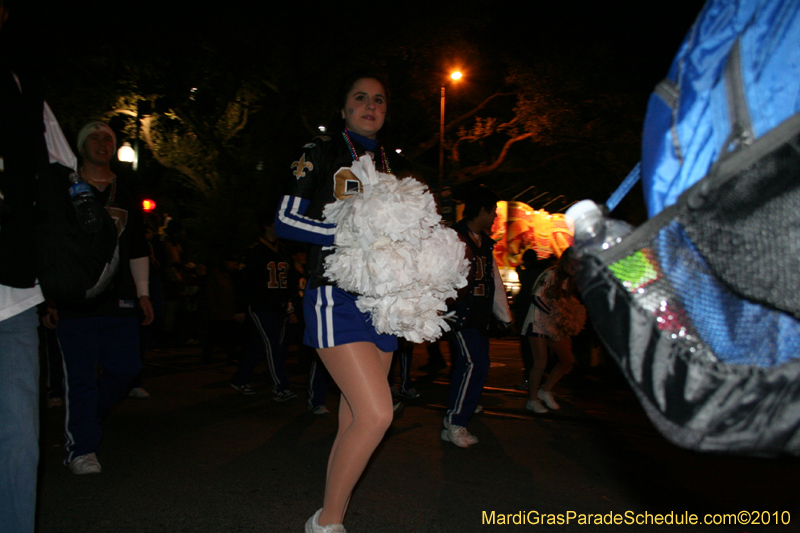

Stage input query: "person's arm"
[
  {"left": 492, "top": 260, "right": 512, "bottom": 324},
  {"left": 274, "top": 142, "right": 336, "bottom": 246},
  {"left": 274, "top": 194, "right": 335, "bottom": 245},
  {"left": 130, "top": 256, "right": 154, "bottom": 325}
]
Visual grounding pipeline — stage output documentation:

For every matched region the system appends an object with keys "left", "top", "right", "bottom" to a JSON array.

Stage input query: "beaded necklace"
[
  {"left": 80, "top": 167, "right": 117, "bottom": 207},
  {"left": 342, "top": 130, "right": 392, "bottom": 174}
]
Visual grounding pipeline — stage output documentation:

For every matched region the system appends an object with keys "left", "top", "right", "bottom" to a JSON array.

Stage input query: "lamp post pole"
[
  {"left": 438, "top": 71, "right": 462, "bottom": 222},
  {"left": 439, "top": 84, "right": 446, "bottom": 199}
]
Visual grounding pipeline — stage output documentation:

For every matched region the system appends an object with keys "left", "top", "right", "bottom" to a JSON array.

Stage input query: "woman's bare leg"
[
  {"left": 527, "top": 336, "right": 548, "bottom": 401},
  {"left": 541, "top": 337, "right": 573, "bottom": 392},
  {"left": 316, "top": 342, "right": 393, "bottom": 527}
]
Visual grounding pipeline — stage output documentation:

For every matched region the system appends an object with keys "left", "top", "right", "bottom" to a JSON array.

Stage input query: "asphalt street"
[{"left": 36, "top": 339, "right": 800, "bottom": 533}]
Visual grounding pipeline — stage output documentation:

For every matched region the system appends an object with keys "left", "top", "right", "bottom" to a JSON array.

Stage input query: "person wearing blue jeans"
[
  {"left": 0, "top": 307, "right": 41, "bottom": 533},
  {"left": 442, "top": 186, "right": 512, "bottom": 448},
  {"left": 0, "top": 10, "right": 77, "bottom": 526}
]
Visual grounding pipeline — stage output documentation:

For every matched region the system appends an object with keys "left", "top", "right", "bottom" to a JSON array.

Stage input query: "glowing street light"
[{"left": 117, "top": 142, "right": 135, "bottom": 163}]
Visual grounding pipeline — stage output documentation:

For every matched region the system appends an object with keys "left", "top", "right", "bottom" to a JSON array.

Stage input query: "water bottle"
[
  {"left": 566, "top": 200, "right": 633, "bottom": 255},
  {"left": 567, "top": 200, "right": 693, "bottom": 339},
  {"left": 68, "top": 172, "right": 103, "bottom": 233}
]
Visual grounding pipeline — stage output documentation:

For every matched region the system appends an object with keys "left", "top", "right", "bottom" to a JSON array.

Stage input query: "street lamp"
[
  {"left": 439, "top": 70, "right": 463, "bottom": 200},
  {"left": 117, "top": 142, "right": 135, "bottom": 163}
]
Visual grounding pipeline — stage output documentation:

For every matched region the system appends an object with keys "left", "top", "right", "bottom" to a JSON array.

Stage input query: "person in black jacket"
[
  {"left": 0, "top": 1, "right": 77, "bottom": 529},
  {"left": 442, "top": 186, "right": 512, "bottom": 448},
  {"left": 43, "top": 121, "right": 153, "bottom": 475},
  {"left": 230, "top": 211, "right": 296, "bottom": 401}
]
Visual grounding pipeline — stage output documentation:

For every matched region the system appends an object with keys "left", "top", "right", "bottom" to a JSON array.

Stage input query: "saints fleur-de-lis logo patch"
[{"left": 292, "top": 154, "right": 313, "bottom": 180}]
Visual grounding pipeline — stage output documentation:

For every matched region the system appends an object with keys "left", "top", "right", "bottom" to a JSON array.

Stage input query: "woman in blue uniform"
[{"left": 275, "top": 71, "right": 412, "bottom": 533}]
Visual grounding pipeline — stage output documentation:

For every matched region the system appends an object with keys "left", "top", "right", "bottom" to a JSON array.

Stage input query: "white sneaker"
[
  {"left": 69, "top": 453, "right": 101, "bottom": 475},
  {"left": 537, "top": 389, "right": 560, "bottom": 410},
  {"left": 441, "top": 417, "right": 478, "bottom": 447},
  {"left": 525, "top": 399, "right": 548, "bottom": 413},
  {"left": 305, "top": 509, "right": 346, "bottom": 533},
  {"left": 128, "top": 387, "right": 150, "bottom": 399}
]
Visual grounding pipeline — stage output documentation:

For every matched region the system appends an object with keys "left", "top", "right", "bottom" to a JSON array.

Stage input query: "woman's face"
[{"left": 341, "top": 77, "right": 387, "bottom": 139}]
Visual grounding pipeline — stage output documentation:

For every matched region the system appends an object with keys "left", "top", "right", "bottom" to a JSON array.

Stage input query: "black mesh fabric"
[{"left": 682, "top": 132, "right": 800, "bottom": 320}]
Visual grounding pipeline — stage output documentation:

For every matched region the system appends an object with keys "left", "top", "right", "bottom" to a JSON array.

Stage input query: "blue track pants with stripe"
[{"left": 446, "top": 328, "right": 490, "bottom": 427}]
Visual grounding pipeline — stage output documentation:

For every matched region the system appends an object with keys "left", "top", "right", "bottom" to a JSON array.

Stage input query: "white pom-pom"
[{"left": 324, "top": 155, "right": 468, "bottom": 342}]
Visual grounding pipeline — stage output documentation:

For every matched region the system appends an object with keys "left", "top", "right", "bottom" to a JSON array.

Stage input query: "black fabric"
[
  {"left": 681, "top": 117, "right": 800, "bottom": 319},
  {"left": 55, "top": 174, "right": 147, "bottom": 318},
  {"left": 448, "top": 220, "right": 497, "bottom": 331},
  {"left": 36, "top": 164, "right": 118, "bottom": 301},
  {"left": 0, "top": 61, "right": 48, "bottom": 288}
]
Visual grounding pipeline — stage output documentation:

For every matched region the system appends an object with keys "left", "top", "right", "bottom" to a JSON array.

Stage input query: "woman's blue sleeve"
[{"left": 274, "top": 194, "right": 335, "bottom": 246}]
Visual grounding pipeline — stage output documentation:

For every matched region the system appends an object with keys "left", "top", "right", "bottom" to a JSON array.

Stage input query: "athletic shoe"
[
  {"left": 305, "top": 508, "right": 346, "bottom": 533},
  {"left": 442, "top": 417, "right": 478, "bottom": 446},
  {"left": 525, "top": 399, "right": 548, "bottom": 413},
  {"left": 230, "top": 383, "right": 255, "bottom": 395},
  {"left": 69, "top": 453, "right": 101, "bottom": 475},
  {"left": 399, "top": 388, "right": 420, "bottom": 399},
  {"left": 47, "top": 397, "right": 64, "bottom": 408},
  {"left": 537, "top": 388, "right": 560, "bottom": 410},
  {"left": 309, "top": 405, "right": 330, "bottom": 415},
  {"left": 128, "top": 387, "right": 150, "bottom": 399},
  {"left": 273, "top": 389, "right": 297, "bottom": 403},
  {"left": 514, "top": 380, "right": 530, "bottom": 391}
]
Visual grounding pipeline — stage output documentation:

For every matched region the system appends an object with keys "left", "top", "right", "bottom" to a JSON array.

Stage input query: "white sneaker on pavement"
[
  {"left": 69, "top": 453, "right": 101, "bottom": 475},
  {"left": 441, "top": 417, "right": 478, "bottom": 447},
  {"left": 128, "top": 387, "right": 150, "bottom": 399},
  {"left": 525, "top": 399, "right": 548, "bottom": 413},
  {"left": 305, "top": 509, "right": 346, "bottom": 533},
  {"left": 537, "top": 388, "right": 560, "bottom": 410}
]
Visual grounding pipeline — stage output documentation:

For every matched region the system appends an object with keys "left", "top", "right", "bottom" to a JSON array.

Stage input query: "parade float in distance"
[{"left": 487, "top": 201, "right": 574, "bottom": 297}]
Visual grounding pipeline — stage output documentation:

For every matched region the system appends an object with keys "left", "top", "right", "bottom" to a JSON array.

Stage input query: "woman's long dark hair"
[{"left": 327, "top": 69, "right": 392, "bottom": 145}]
